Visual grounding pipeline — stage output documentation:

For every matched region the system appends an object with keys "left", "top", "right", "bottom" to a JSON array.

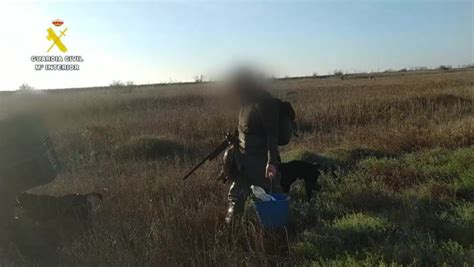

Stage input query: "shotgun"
[{"left": 182, "top": 130, "right": 237, "bottom": 180}]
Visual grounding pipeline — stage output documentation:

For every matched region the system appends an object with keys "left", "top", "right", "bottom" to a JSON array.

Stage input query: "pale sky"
[{"left": 0, "top": 0, "right": 472, "bottom": 91}]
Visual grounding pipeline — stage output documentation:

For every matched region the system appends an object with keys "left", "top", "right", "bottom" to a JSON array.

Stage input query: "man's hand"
[{"left": 265, "top": 163, "right": 277, "bottom": 179}]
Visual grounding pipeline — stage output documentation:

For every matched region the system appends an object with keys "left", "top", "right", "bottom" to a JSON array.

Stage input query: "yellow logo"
[{"left": 47, "top": 27, "right": 68, "bottom": 53}]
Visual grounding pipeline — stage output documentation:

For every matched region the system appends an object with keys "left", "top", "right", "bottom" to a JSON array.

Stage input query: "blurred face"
[
  {"left": 230, "top": 79, "right": 253, "bottom": 101},
  {"left": 229, "top": 76, "right": 265, "bottom": 104}
]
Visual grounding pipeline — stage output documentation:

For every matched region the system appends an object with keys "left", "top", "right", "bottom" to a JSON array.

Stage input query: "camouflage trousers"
[{"left": 225, "top": 147, "right": 282, "bottom": 222}]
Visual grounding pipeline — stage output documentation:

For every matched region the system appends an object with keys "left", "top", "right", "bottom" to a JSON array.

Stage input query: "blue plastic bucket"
[{"left": 254, "top": 193, "right": 289, "bottom": 229}]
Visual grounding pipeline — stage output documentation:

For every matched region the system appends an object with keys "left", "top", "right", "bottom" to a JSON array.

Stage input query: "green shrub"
[
  {"left": 335, "top": 182, "right": 403, "bottom": 213},
  {"left": 353, "top": 157, "right": 424, "bottom": 191},
  {"left": 345, "top": 147, "right": 474, "bottom": 193},
  {"left": 415, "top": 180, "right": 456, "bottom": 204},
  {"left": 332, "top": 213, "right": 389, "bottom": 233},
  {"left": 292, "top": 213, "right": 390, "bottom": 260},
  {"left": 292, "top": 241, "right": 320, "bottom": 260},
  {"left": 437, "top": 202, "right": 474, "bottom": 246},
  {"left": 453, "top": 172, "right": 474, "bottom": 201},
  {"left": 384, "top": 230, "right": 472, "bottom": 266},
  {"left": 404, "top": 147, "right": 474, "bottom": 183},
  {"left": 330, "top": 213, "right": 391, "bottom": 249},
  {"left": 290, "top": 198, "right": 347, "bottom": 229},
  {"left": 453, "top": 202, "right": 474, "bottom": 223}
]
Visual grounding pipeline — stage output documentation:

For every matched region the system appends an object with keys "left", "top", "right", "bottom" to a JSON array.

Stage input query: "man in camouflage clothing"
[{"left": 224, "top": 70, "right": 282, "bottom": 223}]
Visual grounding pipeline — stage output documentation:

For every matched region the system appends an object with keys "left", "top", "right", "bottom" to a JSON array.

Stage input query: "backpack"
[{"left": 275, "top": 98, "right": 297, "bottom": 146}]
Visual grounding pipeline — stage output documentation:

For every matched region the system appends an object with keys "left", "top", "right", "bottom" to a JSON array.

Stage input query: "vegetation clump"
[{"left": 289, "top": 146, "right": 474, "bottom": 265}]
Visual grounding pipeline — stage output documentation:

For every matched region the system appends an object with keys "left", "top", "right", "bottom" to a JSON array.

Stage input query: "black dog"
[{"left": 279, "top": 160, "right": 321, "bottom": 201}]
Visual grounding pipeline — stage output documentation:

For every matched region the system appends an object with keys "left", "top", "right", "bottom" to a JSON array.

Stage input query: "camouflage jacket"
[{"left": 238, "top": 91, "right": 280, "bottom": 165}]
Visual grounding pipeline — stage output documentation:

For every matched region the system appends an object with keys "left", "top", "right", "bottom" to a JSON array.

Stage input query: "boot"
[
  {"left": 225, "top": 197, "right": 245, "bottom": 224},
  {"left": 225, "top": 202, "right": 235, "bottom": 224}
]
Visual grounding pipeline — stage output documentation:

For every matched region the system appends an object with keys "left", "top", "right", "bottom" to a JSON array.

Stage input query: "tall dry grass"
[{"left": 0, "top": 69, "right": 473, "bottom": 265}]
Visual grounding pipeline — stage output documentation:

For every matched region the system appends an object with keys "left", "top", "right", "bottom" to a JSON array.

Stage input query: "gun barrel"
[
  {"left": 182, "top": 158, "right": 209, "bottom": 180},
  {"left": 181, "top": 138, "right": 231, "bottom": 180}
]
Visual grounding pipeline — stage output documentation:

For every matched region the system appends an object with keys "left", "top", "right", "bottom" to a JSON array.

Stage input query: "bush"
[
  {"left": 346, "top": 157, "right": 423, "bottom": 191},
  {"left": 333, "top": 70, "right": 344, "bottom": 76},
  {"left": 18, "top": 83, "right": 34, "bottom": 91},
  {"left": 436, "top": 202, "right": 474, "bottom": 246},
  {"left": 332, "top": 213, "right": 389, "bottom": 233},
  {"left": 292, "top": 213, "right": 390, "bottom": 260},
  {"left": 194, "top": 75, "right": 204, "bottom": 83},
  {"left": 110, "top": 80, "right": 125, "bottom": 87},
  {"left": 439, "top": 65, "right": 452, "bottom": 71},
  {"left": 345, "top": 147, "right": 474, "bottom": 193},
  {"left": 330, "top": 213, "right": 390, "bottom": 248},
  {"left": 336, "top": 185, "right": 403, "bottom": 213},
  {"left": 290, "top": 198, "right": 347, "bottom": 229},
  {"left": 384, "top": 231, "right": 472, "bottom": 266}
]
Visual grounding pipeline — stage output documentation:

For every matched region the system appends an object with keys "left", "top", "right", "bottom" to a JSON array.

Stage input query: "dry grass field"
[{"left": 0, "top": 69, "right": 473, "bottom": 265}]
